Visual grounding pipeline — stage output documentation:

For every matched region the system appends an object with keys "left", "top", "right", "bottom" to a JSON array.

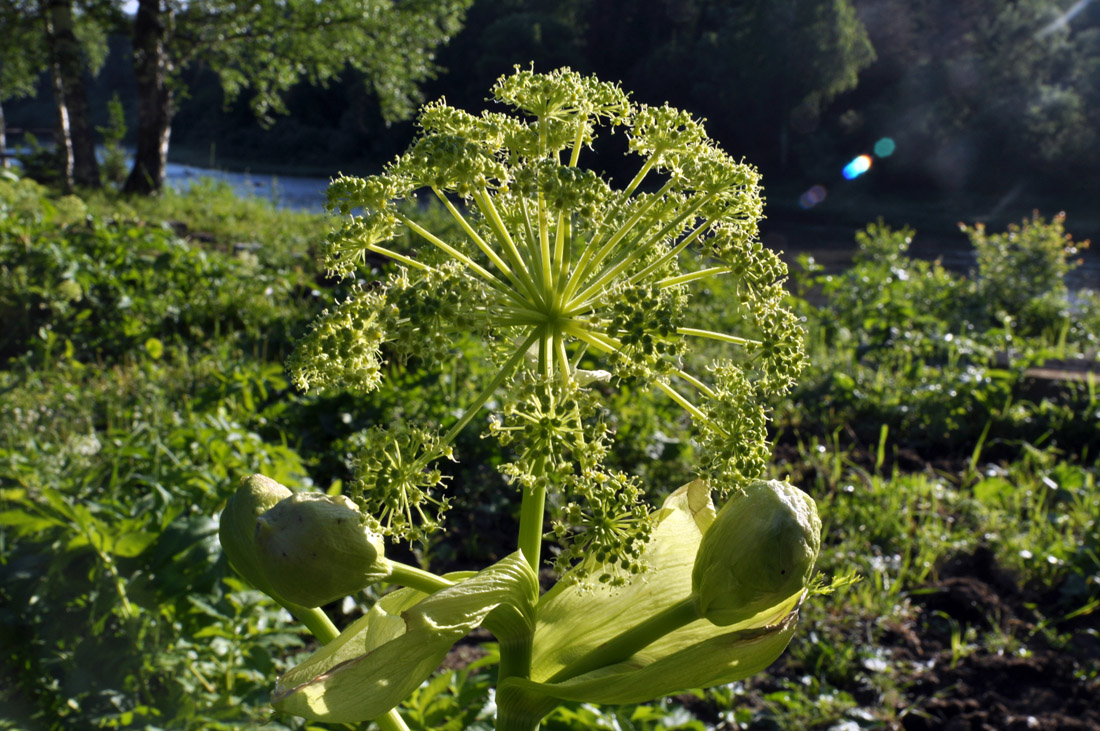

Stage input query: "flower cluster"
[{"left": 289, "top": 66, "right": 806, "bottom": 576}]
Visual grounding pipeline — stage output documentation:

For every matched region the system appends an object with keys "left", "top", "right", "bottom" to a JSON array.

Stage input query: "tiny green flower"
[{"left": 348, "top": 423, "right": 454, "bottom": 542}]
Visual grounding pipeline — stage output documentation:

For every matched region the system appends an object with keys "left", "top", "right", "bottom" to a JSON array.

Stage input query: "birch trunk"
[
  {"left": 49, "top": 0, "right": 100, "bottom": 187},
  {"left": 123, "top": 0, "right": 174, "bottom": 195}
]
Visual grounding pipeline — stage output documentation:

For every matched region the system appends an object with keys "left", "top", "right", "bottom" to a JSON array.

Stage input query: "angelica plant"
[{"left": 219, "top": 67, "right": 819, "bottom": 731}]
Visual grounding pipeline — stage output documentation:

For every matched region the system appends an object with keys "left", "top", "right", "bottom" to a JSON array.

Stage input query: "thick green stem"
[
  {"left": 496, "top": 706, "right": 542, "bottom": 731},
  {"left": 498, "top": 488, "right": 545, "bottom": 731},
  {"left": 497, "top": 633, "right": 534, "bottom": 688},
  {"left": 498, "top": 464, "right": 549, "bottom": 731},
  {"left": 283, "top": 604, "right": 340, "bottom": 645},
  {"left": 376, "top": 708, "right": 412, "bottom": 731},
  {"left": 517, "top": 331, "right": 552, "bottom": 573},
  {"left": 517, "top": 481, "right": 547, "bottom": 574},
  {"left": 386, "top": 560, "right": 454, "bottom": 594},
  {"left": 548, "top": 597, "right": 699, "bottom": 682}
]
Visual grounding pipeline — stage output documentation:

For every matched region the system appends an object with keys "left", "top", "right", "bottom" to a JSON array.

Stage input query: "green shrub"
[{"left": 0, "top": 191, "right": 316, "bottom": 366}]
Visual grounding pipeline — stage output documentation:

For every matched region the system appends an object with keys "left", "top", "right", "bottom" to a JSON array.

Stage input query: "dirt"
[{"left": 890, "top": 547, "right": 1100, "bottom": 731}]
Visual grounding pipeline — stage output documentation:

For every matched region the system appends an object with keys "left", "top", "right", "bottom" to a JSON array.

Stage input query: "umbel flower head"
[{"left": 288, "top": 66, "right": 806, "bottom": 581}]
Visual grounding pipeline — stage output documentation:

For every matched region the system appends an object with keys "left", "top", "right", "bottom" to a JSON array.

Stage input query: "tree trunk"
[
  {"left": 44, "top": 0, "right": 100, "bottom": 188},
  {"left": 43, "top": 30, "right": 75, "bottom": 190},
  {"left": 123, "top": 0, "right": 174, "bottom": 195},
  {"left": 0, "top": 101, "right": 7, "bottom": 169}
]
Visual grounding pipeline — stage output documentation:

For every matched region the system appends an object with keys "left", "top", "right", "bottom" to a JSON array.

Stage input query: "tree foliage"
[
  {"left": 174, "top": 0, "right": 472, "bottom": 125},
  {"left": 0, "top": 0, "right": 48, "bottom": 103},
  {"left": 854, "top": 0, "right": 1100, "bottom": 185}
]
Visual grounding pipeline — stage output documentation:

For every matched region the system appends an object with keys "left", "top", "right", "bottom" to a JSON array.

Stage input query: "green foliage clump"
[
  {"left": 0, "top": 179, "right": 318, "bottom": 367},
  {"left": 967, "top": 212, "right": 1093, "bottom": 340},
  {"left": 782, "top": 214, "right": 1100, "bottom": 454},
  {"left": 0, "top": 175, "right": 327, "bottom": 730}
]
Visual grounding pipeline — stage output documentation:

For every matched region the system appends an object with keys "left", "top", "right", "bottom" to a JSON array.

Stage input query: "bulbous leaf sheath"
[
  {"left": 218, "top": 474, "right": 293, "bottom": 600},
  {"left": 500, "top": 480, "right": 809, "bottom": 713},
  {"left": 693, "top": 479, "right": 821, "bottom": 627},
  {"left": 254, "top": 492, "right": 391, "bottom": 608}
]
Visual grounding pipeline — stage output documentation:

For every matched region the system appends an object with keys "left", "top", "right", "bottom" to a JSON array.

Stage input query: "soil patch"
[{"left": 897, "top": 548, "right": 1100, "bottom": 731}]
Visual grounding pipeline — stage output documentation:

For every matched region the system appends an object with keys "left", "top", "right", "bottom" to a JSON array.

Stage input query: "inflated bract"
[
  {"left": 219, "top": 474, "right": 294, "bottom": 601},
  {"left": 254, "top": 492, "right": 391, "bottom": 608},
  {"left": 495, "top": 480, "right": 809, "bottom": 724},
  {"left": 272, "top": 553, "right": 537, "bottom": 722},
  {"left": 692, "top": 479, "right": 821, "bottom": 627}
]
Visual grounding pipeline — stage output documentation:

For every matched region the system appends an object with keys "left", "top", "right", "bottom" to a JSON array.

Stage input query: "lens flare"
[
  {"left": 873, "top": 138, "right": 896, "bottom": 158},
  {"left": 798, "top": 184, "right": 827, "bottom": 209},
  {"left": 842, "top": 155, "right": 872, "bottom": 180}
]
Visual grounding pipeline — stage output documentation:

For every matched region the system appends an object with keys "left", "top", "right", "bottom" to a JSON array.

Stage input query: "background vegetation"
[
  {"left": 1, "top": 165, "right": 1096, "bottom": 728},
  {"left": 6, "top": 0, "right": 1100, "bottom": 200}
]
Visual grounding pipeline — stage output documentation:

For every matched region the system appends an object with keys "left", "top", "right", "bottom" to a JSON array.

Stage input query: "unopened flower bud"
[
  {"left": 692, "top": 479, "right": 820, "bottom": 627},
  {"left": 254, "top": 492, "right": 391, "bottom": 608},
  {"left": 219, "top": 474, "right": 294, "bottom": 601}
]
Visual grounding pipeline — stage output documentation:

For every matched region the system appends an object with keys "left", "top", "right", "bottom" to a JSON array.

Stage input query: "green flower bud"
[
  {"left": 692, "top": 480, "right": 821, "bottom": 627},
  {"left": 254, "top": 493, "right": 392, "bottom": 608},
  {"left": 219, "top": 474, "right": 294, "bottom": 600}
]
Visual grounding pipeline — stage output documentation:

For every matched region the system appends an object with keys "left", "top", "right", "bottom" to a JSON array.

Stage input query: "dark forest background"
[{"left": 8, "top": 0, "right": 1100, "bottom": 205}]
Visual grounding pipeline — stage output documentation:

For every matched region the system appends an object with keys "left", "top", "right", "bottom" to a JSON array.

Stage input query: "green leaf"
[
  {"left": 193, "top": 625, "right": 235, "bottom": 640},
  {"left": 500, "top": 480, "right": 802, "bottom": 713},
  {"left": 0, "top": 509, "right": 61, "bottom": 533},
  {"left": 272, "top": 553, "right": 536, "bottom": 723},
  {"left": 973, "top": 476, "right": 1013, "bottom": 506},
  {"left": 112, "top": 531, "right": 158, "bottom": 558},
  {"left": 531, "top": 480, "right": 715, "bottom": 682},
  {"left": 502, "top": 614, "right": 797, "bottom": 707}
]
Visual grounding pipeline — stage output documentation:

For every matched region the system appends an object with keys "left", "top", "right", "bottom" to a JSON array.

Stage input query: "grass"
[{"left": 1, "top": 172, "right": 1097, "bottom": 729}]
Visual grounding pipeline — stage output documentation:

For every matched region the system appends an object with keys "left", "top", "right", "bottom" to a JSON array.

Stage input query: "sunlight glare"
[{"left": 842, "top": 155, "right": 872, "bottom": 180}]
